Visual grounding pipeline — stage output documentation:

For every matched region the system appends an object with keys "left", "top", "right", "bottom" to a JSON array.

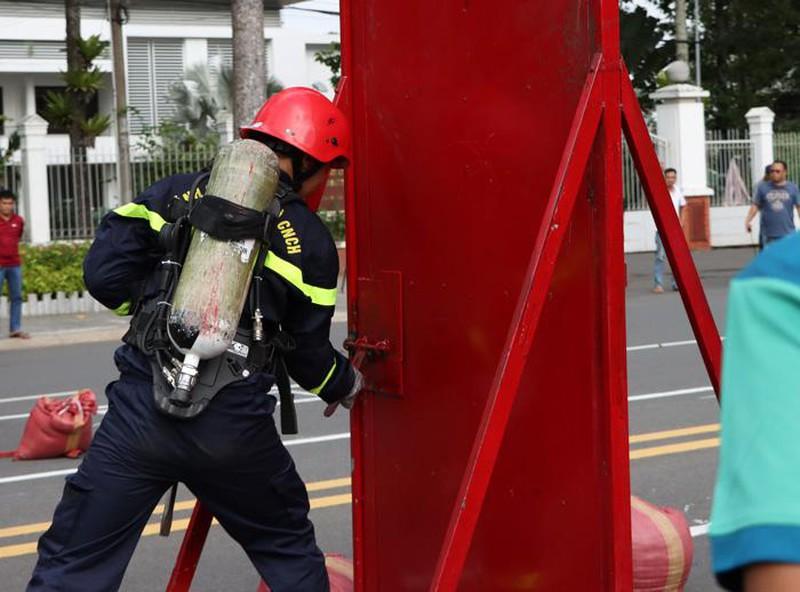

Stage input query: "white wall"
[
  {"left": 0, "top": 72, "right": 114, "bottom": 152},
  {"left": 623, "top": 205, "right": 800, "bottom": 252}
]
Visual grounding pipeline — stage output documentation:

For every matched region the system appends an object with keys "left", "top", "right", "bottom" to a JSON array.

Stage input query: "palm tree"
[
  {"left": 169, "top": 64, "right": 233, "bottom": 139},
  {"left": 169, "top": 63, "right": 283, "bottom": 139}
]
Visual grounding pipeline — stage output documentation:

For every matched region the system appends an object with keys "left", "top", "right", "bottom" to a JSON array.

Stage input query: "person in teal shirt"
[{"left": 711, "top": 231, "right": 800, "bottom": 591}]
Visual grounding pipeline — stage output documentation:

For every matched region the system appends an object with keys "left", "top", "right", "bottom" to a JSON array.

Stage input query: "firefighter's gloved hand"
[{"left": 323, "top": 366, "right": 364, "bottom": 417}]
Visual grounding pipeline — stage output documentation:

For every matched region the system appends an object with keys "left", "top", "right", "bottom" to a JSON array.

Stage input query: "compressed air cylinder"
[{"left": 167, "top": 139, "right": 279, "bottom": 384}]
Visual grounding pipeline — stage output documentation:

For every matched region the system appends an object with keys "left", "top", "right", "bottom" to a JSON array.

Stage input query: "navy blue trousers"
[{"left": 27, "top": 347, "right": 328, "bottom": 592}]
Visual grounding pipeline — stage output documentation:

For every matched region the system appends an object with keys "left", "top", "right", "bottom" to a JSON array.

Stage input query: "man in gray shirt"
[{"left": 745, "top": 160, "right": 800, "bottom": 246}]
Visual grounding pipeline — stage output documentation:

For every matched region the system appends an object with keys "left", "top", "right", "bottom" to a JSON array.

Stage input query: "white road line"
[
  {"left": 627, "top": 339, "right": 698, "bottom": 352},
  {"left": 0, "top": 432, "right": 350, "bottom": 485},
  {"left": 0, "top": 395, "right": 323, "bottom": 422},
  {"left": 0, "top": 406, "right": 107, "bottom": 422},
  {"left": 627, "top": 336, "right": 725, "bottom": 353},
  {"left": 0, "top": 391, "right": 78, "bottom": 404},
  {"left": 628, "top": 386, "right": 713, "bottom": 402},
  {"left": 690, "top": 523, "right": 710, "bottom": 538},
  {"left": 0, "top": 384, "right": 307, "bottom": 404},
  {"left": 0, "top": 386, "right": 707, "bottom": 417}
]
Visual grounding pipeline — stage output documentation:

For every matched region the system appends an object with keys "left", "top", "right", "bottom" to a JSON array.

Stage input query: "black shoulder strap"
[{"left": 165, "top": 171, "right": 209, "bottom": 223}]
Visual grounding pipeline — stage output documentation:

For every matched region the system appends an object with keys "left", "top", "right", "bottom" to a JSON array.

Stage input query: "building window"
[
  {"left": 126, "top": 38, "right": 184, "bottom": 134},
  {"left": 35, "top": 86, "right": 100, "bottom": 135}
]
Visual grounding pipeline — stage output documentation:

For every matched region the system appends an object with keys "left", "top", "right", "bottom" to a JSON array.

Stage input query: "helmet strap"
[{"left": 255, "top": 135, "right": 322, "bottom": 192}]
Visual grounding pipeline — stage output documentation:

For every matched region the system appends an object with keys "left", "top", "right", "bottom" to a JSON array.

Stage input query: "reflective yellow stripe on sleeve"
[
  {"left": 113, "top": 301, "right": 131, "bottom": 316},
  {"left": 310, "top": 359, "right": 338, "bottom": 395},
  {"left": 264, "top": 252, "right": 338, "bottom": 307},
  {"left": 113, "top": 203, "right": 167, "bottom": 233}
]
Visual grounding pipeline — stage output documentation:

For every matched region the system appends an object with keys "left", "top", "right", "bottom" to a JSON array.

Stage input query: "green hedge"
[
  {"left": 2, "top": 242, "right": 91, "bottom": 298},
  {"left": 4, "top": 217, "right": 345, "bottom": 299}
]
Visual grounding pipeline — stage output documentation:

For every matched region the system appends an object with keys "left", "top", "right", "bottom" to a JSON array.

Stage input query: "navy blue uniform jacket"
[{"left": 83, "top": 171, "right": 355, "bottom": 404}]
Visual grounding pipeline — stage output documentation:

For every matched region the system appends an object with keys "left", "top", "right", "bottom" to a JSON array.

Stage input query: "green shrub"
[
  {"left": 7, "top": 242, "right": 91, "bottom": 298},
  {"left": 318, "top": 210, "right": 345, "bottom": 243}
]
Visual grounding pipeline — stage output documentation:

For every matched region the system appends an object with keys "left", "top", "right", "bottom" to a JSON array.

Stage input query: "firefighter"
[{"left": 27, "top": 88, "right": 361, "bottom": 592}]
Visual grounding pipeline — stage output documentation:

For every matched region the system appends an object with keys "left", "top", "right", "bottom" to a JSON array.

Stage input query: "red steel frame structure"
[
  {"left": 426, "top": 8, "right": 722, "bottom": 591},
  {"left": 164, "top": 0, "right": 722, "bottom": 590}
]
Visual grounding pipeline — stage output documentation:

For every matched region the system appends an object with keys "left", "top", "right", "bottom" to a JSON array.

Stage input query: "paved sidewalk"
[
  {"left": 0, "top": 246, "right": 754, "bottom": 352},
  {"left": 0, "top": 302, "right": 349, "bottom": 352},
  {"left": 0, "top": 310, "right": 129, "bottom": 352}
]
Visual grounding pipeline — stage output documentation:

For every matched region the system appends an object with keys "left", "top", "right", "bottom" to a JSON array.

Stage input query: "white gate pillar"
[
  {"left": 19, "top": 114, "right": 50, "bottom": 244},
  {"left": 745, "top": 107, "right": 775, "bottom": 187},
  {"left": 650, "top": 83, "right": 714, "bottom": 199},
  {"left": 651, "top": 77, "right": 715, "bottom": 248}
]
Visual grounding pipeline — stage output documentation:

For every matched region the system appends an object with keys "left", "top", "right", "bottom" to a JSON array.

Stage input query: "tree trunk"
[
  {"left": 675, "top": 0, "right": 689, "bottom": 63},
  {"left": 231, "top": 0, "right": 266, "bottom": 130},
  {"left": 65, "top": 0, "right": 86, "bottom": 150},
  {"left": 65, "top": 0, "right": 90, "bottom": 235}
]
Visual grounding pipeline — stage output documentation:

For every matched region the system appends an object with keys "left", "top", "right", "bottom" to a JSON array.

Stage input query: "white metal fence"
[
  {"left": 1, "top": 163, "right": 20, "bottom": 195},
  {"left": 622, "top": 134, "right": 668, "bottom": 211},
  {"left": 130, "top": 147, "right": 216, "bottom": 197},
  {"left": 38, "top": 147, "right": 217, "bottom": 240},
  {"left": 11, "top": 127, "right": 788, "bottom": 237},
  {"left": 775, "top": 132, "right": 800, "bottom": 185},
  {"left": 705, "top": 129, "right": 753, "bottom": 206},
  {"left": 47, "top": 151, "right": 116, "bottom": 240}
]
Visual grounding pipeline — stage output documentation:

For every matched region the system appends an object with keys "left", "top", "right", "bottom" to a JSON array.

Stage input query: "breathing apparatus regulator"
[{"left": 126, "top": 139, "right": 291, "bottom": 420}]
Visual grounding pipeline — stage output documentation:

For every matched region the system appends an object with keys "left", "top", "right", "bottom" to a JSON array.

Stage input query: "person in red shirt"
[{"left": 0, "top": 189, "right": 29, "bottom": 339}]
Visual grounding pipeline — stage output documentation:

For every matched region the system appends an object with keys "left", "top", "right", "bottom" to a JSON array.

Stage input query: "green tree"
[
  {"left": 168, "top": 63, "right": 284, "bottom": 139},
  {"left": 620, "top": 2, "right": 675, "bottom": 108},
  {"left": 314, "top": 42, "right": 341, "bottom": 90},
  {"left": 169, "top": 64, "right": 233, "bottom": 139},
  {"left": 652, "top": 0, "right": 800, "bottom": 130},
  {"left": 41, "top": 0, "right": 111, "bottom": 235},
  {"left": 44, "top": 0, "right": 110, "bottom": 150}
]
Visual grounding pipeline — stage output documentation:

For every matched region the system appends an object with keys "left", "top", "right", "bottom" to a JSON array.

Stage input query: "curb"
[
  {"left": 0, "top": 326, "right": 127, "bottom": 352},
  {"left": 0, "top": 311, "right": 348, "bottom": 353}
]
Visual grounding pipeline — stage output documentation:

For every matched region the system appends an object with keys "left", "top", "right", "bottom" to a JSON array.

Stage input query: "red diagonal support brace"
[
  {"left": 165, "top": 502, "right": 214, "bottom": 592},
  {"left": 620, "top": 70, "right": 722, "bottom": 396},
  {"left": 429, "top": 53, "right": 605, "bottom": 591}
]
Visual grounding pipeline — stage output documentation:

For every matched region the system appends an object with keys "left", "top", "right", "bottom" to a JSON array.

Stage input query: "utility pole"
[
  {"left": 109, "top": 0, "right": 132, "bottom": 203},
  {"left": 675, "top": 0, "right": 690, "bottom": 64},
  {"left": 231, "top": 0, "right": 266, "bottom": 129},
  {"left": 693, "top": 0, "right": 702, "bottom": 86}
]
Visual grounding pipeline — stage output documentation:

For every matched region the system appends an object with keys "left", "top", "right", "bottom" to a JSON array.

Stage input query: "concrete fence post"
[
  {"left": 745, "top": 107, "right": 775, "bottom": 188},
  {"left": 650, "top": 83, "right": 715, "bottom": 249},
  {"left": 19, "top": 114, "right": 51, "bottom": 244}
]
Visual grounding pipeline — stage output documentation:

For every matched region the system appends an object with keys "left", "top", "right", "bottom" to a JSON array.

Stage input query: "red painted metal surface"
[
  {"left": 165, "top": 502, "right": 213, "bottom": 592},
  {"left": 430, "top": 55, "right": 605, "bottom": 590},
  {"left": 342, "top": 1, "right": 635, "bottom": 589},
  {"left": 342, "top": 0, "right": 721, "bottom": 590},
  {"left": 596, "top": 2, "right": 635, "bottom": 586},
  {"left": 620, "top": 69, "right": 722, "bottom": 397}
]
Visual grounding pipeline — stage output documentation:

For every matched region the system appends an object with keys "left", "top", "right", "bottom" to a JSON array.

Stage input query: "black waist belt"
[{"left": 149, "top": 326, "right": 298, "bottom": 434}]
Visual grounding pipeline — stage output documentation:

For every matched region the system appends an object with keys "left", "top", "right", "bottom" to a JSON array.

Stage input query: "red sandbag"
[
  {"left": 257, "top": 554, "right": 353, "bottom": 592},
  {"left": 0, "top": 390, "right": 97, "bottom": 460},
  {"left": 632, "top": 495, "right": 693, "bottom": 592}
]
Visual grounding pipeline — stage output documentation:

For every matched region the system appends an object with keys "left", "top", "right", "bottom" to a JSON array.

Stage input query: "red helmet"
[{"left": 240, "top": 87, "right": 351, "bottom": 168}]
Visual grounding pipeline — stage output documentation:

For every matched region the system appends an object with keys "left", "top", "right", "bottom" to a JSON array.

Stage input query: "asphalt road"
[{"left": 0, "top": 247, "right": 756, "bottom": 591}]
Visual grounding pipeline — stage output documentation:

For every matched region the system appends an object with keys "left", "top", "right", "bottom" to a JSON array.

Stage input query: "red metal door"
[{"left": 342, "top": 1, "right": 631, "bottom": 590}]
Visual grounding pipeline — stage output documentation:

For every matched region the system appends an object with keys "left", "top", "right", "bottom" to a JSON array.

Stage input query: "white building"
[
  {"left": 0, "top": 0, "right": 340, "bottom": 156},
  {"left": 0, "top": 0, "right": 340, "bottom": 240}
]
